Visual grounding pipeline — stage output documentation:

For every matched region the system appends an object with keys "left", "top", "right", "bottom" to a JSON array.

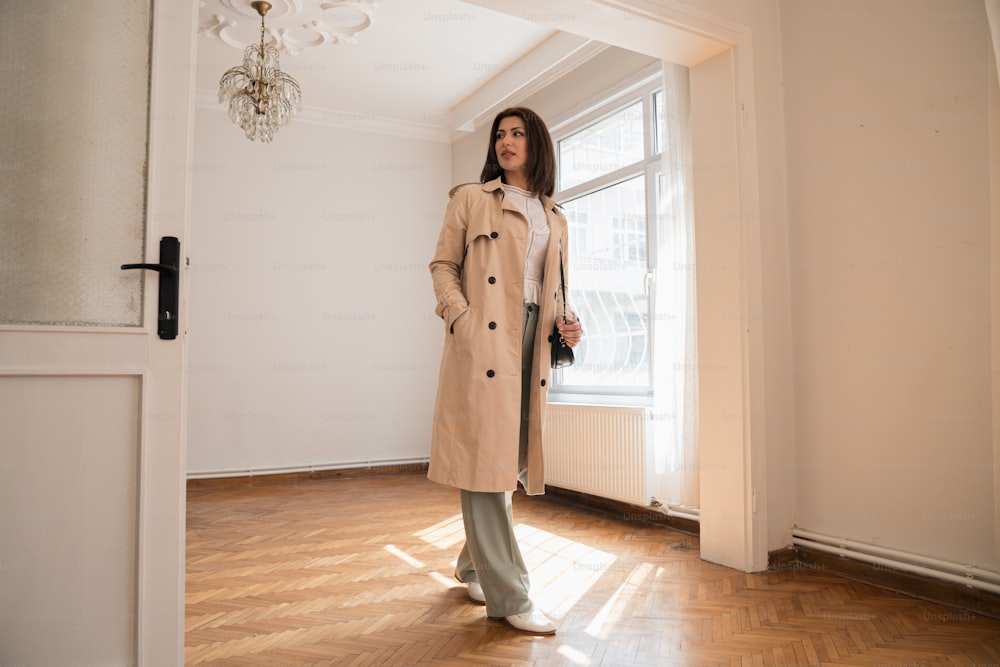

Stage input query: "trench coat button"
[
  {"left": 488, "top": 321, "right": 497, "bottom": 330},
  {"left": 547, "top": 334, "right": 554, "bottom": 343},
  {"left": 540, "top": 379, "right": 546, "bottom": 387},
  {"left": 488, "top": 276, "right": 496, "bottom": 284},
  {"left": 490, "top": 231, "right": 499, "bottom": 239},
  {"left": 486, "top": 369, "right": 495, "bottom": 378}
]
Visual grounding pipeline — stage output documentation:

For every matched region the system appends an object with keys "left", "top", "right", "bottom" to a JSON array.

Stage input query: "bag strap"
[{"left": 558, "top": 239, "right": 567, "bottom": 324}]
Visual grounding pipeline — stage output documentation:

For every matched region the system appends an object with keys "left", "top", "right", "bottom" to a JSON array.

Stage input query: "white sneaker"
[
  {"left": 466, "top": 581, "right": 486, "bottom": 604},
  {"left": 494, "top": 607, "right": 556, "bottom": 634}
]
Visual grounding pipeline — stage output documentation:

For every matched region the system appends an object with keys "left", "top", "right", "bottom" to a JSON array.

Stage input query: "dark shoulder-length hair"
[{"left": 480, "top": 107, "right": 558, "bottom": 198}]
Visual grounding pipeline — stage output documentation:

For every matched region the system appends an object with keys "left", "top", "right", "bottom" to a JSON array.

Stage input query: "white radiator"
[{"left": 542, "top": 404, "right": 649, "bottom": 506}]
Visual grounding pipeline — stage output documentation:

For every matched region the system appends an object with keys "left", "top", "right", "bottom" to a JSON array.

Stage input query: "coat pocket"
[{"left": 450, "top": 305, "right": 471, "bottom": 335}]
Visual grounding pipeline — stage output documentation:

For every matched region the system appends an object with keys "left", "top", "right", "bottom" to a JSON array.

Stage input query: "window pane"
[
  {"left": 560, "top": 176, "right": 648, "bottom": 389},
  {"left": 558, "top": 101, "right": 644, "bottom": 191},
  {"left": 653, "top": 90, "right": 665, "bottom": 154}
]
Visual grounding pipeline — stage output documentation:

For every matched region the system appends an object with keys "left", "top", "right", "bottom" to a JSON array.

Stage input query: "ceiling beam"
[
  {"left": 459, "top": 0, "right": 734, "bottom": 66},
  {"left": 449, "top": 31, "right": 606, "bottom": 135}
]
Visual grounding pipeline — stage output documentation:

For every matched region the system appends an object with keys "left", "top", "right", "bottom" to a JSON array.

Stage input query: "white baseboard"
[{"left": 187, "top": 456, "right": 430, "bottom": 480}]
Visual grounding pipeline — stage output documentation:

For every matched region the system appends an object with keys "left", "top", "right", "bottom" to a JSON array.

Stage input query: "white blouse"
[{"left": 501, "top": 183, "right": 551, "bottom": 304}]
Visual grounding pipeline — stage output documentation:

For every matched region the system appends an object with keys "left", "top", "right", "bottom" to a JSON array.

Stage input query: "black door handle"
[
  {"left": 121, "top": 236, "right": 180, "bottom": 340},
  {"left": 120, "top": 262, "right": 176, "bottom": 273}
]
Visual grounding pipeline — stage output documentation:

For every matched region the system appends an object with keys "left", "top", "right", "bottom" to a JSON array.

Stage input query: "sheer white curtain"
[{"left": 650, "top": 62, "right": 699, "bottom": 512}]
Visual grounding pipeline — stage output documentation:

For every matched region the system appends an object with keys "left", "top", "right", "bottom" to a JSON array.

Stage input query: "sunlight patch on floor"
[
  {"left": 515, "top": 523, "right": 617, "bottom": 619},
  {"left": 557, "top": 644, "right": 591, "bottom": 665},
  {"left": 585, "top": 562, "right": 655, "bottom": 639},
  {"left": 412, "top": 513, "right": 465, "bottom": 549},
  {"left": 428, "top": 570, "right": 461, "bottom": 590},
  {"left": 384, "top": 544, "right": 424, "bottom": 569}
]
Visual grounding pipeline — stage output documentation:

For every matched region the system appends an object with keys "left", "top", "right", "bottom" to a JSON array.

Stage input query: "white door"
[{"left": 0, "top": 2, "right": 196, "bottom": 664}]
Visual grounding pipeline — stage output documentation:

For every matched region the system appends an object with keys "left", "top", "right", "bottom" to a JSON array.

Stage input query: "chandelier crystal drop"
[{"left": 218, "top": 1, "right": 302, "bottom": 143}]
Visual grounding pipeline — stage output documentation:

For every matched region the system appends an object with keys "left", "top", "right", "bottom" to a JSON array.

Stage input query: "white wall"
[
  {"left": 187, "top": 109, "right": 450, "bottom": 474},
  {"left": 781, "top": 0, "right": 996, "bottom": 566},
  {"left": 678, "top": 0, "right": 997, "bottom": 570}
]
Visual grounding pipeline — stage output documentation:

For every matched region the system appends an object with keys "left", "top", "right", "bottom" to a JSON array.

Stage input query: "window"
[
  {"left": 553, "top": 80, "right": 664, "bottom": 398},
  {"left": 558, "top": 101, "right": 645, "bottom": 191}
]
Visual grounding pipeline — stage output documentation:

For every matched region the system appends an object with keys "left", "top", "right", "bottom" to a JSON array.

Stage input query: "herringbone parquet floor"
[{"left": 186, "top": 473, "right": 1000, "bottom": 666}]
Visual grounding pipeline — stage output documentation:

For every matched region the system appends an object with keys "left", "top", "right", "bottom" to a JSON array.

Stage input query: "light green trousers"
[{"left": 454, "top": 302, "right": 538, "bottom": 618}]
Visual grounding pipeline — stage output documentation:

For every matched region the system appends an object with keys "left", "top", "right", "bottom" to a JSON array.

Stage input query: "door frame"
[{"left": 137, "top": 0, "right": 198, "bottom": 660}]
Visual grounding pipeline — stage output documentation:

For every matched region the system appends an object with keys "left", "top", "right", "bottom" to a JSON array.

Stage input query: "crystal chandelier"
[{"left": 218, "top": 1, "right": 302, "bottom": 143}]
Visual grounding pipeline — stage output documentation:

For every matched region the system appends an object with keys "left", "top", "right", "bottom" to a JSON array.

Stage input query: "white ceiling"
[{"left": 196, "top": 0, "right": 560, "bottom": 134}]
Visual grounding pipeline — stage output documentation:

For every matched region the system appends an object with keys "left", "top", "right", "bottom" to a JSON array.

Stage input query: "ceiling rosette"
[{"left": 199, "top": 0, "right": 377, "bottom": 56}]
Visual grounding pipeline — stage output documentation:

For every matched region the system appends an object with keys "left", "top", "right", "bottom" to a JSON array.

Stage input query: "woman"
[{"left": 427, "top": 107, "right": 582, "bottom": 634}]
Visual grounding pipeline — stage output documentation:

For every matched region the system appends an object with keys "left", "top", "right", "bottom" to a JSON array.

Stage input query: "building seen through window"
[{"left": 554, "top": 83, "right": 663, "bottom": 396}]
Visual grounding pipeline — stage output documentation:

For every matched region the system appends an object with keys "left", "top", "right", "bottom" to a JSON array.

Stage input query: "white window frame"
[{"left": 549, "top": 74, "right": 663, "bottom": 403}]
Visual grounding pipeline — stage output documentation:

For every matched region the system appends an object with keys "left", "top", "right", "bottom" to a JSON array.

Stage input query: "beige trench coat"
[{"left": 427, "top": 177, "right": 572, "bottom": 495}]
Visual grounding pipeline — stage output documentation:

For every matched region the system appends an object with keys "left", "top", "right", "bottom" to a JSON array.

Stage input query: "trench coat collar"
[{"left": 482, "top": 177, "right": 562, "bottom": 215}]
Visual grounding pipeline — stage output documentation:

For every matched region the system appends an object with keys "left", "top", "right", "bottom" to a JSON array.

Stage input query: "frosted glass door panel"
[{"left": 0, "top": 1, "right": 151, "bottom": 326}]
